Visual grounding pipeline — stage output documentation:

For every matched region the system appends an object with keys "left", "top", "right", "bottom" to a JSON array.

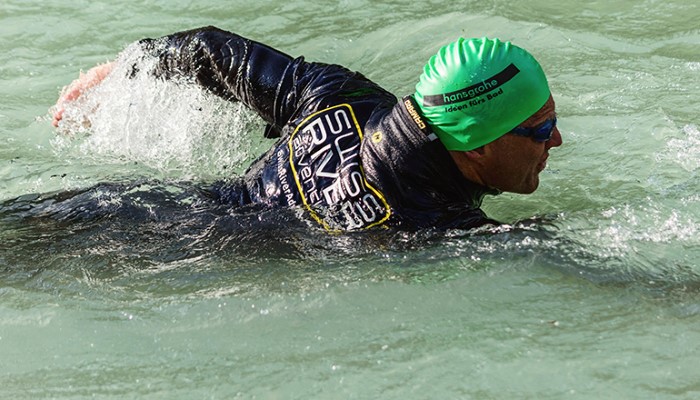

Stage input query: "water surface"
[{"left": 1, "top": 0, "right": 700, "bottom": 398}]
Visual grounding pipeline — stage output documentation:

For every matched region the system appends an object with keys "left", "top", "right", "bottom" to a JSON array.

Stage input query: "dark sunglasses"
[{"left": 509, "top": 117, "right": 557, "bottom": 142}]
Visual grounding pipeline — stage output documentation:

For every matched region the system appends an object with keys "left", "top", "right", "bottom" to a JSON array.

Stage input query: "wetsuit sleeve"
[{"left": 137, "top": 26, "right": 302, "bottom": 132}]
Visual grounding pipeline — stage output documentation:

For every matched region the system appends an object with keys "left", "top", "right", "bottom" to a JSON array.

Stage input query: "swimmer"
[{"left": 52, "top": 26, "right": 562, "bottom": 232}]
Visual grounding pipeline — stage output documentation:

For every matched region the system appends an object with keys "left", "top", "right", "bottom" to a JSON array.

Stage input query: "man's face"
[
  {"left": 480, "top": 96, "right": 562, "bottom": 193},
  {"left": 451, "top": 96, "right": 562, "bottom": 194}
]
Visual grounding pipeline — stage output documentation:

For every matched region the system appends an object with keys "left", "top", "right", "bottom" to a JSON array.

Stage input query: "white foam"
[
  {"left": 52, "top": 43, "right": 267, "bottom": 180},
  {"left": 586, "top": 202, "right": 698, "bottom": 263},
  {"left": 657, "top": 124, "right": 700, "bottom": 172}
]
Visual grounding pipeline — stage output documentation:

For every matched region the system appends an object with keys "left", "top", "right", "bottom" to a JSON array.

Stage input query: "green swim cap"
[{"left": 414, "top": 37, "right": 550, "bottom": 151}]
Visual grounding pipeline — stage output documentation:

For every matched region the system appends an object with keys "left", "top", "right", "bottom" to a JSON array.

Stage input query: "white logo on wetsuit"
[{"left": 288, "top": 104, "right": 390, "bottom": 231}]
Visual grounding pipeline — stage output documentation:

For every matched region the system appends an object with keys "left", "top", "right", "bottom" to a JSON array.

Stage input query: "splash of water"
[
  {"left": 664, "top": 124, "right": 700, "bottom": 172},
  {"left": 51, "top": 42, "right": 269, "bottom": 180},
  {"left": 553, "top": 198, "right": 700, "bottom": 288},
  {"left": 654, "top": 123, "right": 700, "bottom": 173}
]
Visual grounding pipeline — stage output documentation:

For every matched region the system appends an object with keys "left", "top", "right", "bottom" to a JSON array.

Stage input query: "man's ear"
[
  {"left": 464, "top": 145, "right": 486, "bottom": 159},
  {"left": 449, "top": 148, "right": 486, "bottom": 184},
  {"left": 449, "top": 147, "right": 485, "bottom": 164}
]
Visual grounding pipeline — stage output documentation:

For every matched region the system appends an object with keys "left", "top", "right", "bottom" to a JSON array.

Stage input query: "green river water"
[{"left": 1, "top": 0, "right": 700, "bottom": 398}]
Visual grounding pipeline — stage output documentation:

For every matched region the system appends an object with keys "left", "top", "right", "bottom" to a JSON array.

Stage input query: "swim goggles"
[{"left": 509, "top": 117, "right": 557, "bottom": 142}]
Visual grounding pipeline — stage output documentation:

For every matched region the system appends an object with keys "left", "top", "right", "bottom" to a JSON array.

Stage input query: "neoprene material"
[
  {"left": 414, "top": 37, "right": 550, "bottom": 151},
  {"left": 138, "top": 26, "right": 498, "bottom": 231}
]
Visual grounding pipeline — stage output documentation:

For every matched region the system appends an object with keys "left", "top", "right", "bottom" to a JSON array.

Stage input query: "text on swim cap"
[{"left": 421, "top": 64, "right": 521, "bottom": 107}]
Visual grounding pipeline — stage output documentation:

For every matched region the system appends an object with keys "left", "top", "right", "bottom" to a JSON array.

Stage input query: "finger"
[
  {"left": 60, "top": 84, "right": 83, "bottom": 104},
  {"left": 52, "top": 108, "right": 64, "bottom": 127}
]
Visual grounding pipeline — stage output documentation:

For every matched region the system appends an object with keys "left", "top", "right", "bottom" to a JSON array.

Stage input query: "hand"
[{"left": 52, "top": 62, "right": 115, "bottom": 127}]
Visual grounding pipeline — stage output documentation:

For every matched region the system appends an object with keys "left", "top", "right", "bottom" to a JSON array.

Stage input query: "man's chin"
[{"left": 509, "top": 180, "right": 539, "bottom": 195}]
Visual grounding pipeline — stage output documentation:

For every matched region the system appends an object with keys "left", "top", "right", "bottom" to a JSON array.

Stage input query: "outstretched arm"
[
  {"left": 53, "top": 27, "right": 306, "bottom": 131},
  {"left": 52, "top": 26, "right": 386, "bottom": 134}
]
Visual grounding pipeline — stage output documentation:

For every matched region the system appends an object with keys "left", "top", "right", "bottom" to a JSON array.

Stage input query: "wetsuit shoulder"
[{"left": 361, "top": 96, "right": 500, "bottom": 231}]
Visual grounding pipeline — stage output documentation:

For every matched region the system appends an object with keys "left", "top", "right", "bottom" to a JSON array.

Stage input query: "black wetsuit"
[{"left": 137, "top": 26, "right": 499, "bottom": 232}]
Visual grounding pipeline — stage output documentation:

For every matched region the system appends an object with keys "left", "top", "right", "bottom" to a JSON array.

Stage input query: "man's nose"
[{"left": 546, "top": 127, "right": 563, "bottom": 149}]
